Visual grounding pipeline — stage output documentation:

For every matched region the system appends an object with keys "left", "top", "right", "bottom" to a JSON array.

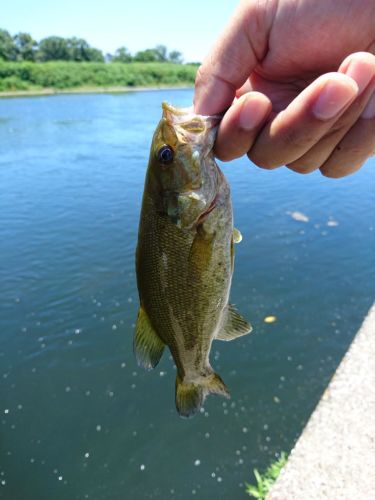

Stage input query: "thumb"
[{"left": 194, "top": 1, "right": 267, "bottom": 115}]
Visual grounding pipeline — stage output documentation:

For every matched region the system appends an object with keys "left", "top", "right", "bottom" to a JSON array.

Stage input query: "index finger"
[{"left": 194, "top": 1, "right": 265, "bottom": 115}]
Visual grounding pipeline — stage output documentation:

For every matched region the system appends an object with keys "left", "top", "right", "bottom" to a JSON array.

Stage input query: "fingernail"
[
  {"left": 344, "top": 60, "right": 374, "bottom": 94},
  {"left": 238, "top": 95, "right": 269, "bottom": 131},
  {"left": 312, "top": 79, "right": 358, "bottom": 121},
  {"left": 361, "top": 92, "right": 375, "bottom": 119}
]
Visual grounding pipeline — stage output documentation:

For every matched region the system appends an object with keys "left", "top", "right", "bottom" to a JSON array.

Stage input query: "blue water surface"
[{"left": 0, "top": 90, "right": 374, "bottom": 499}]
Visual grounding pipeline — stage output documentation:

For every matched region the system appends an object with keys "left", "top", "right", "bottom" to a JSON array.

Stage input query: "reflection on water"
[{"left": 0, "top": 90, "right": 374, "bottom": 499}]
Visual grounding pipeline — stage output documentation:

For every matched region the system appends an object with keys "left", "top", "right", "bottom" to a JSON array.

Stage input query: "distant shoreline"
[{"left": 0, "top": 85, "right": 194, "bottom": 99}]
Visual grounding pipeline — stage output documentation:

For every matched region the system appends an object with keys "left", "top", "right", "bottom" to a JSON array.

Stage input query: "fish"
[{"left": 134, "top": 102, "right": 252, "bottom": 417}]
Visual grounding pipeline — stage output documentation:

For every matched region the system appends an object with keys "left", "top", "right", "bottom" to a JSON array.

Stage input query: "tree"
[
  {"left": 154, "top": 44, "right": 168, "bottom": 62},
  {"left": 66, "top": 37, "right": 103, "bottom": 62},
  {"left": 112, "top": 47, "right": 132, "bottom": 63},
  {"left": 66, "top": 37, "right": 90, "bottom": 61},
  {"left": 133, "top": 45, "right": 170, "bottom": 62},
  {"left": 133, "top": 48, "right": 158, "bottom": 62},
  {"left": 168, "top": 50, "right": 183, "bottom": 64},
  {"left": 37, "top": 37, "right": 70, "bottom": 61},
  {"left": 0, "top": 29, "right": 17, "bottom": 61},
  {"left": 85, "top": 47, "right": 104, "bottom": 62},
  {"left": 36, "top": 36, "right": 104, "bottom": 62},
  {"left": 13, "top": 32, "right": 37, "bottom": 61}
]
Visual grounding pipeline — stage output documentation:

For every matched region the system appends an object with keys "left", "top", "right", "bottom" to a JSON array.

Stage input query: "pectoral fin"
[
  {"left": 134, "top": 306, "right": 165, "bottom": 370},
  {"left": 233, "top": 227, "right": 242, "bottom": 243},
  {"left": 189, "top": 225, "right": 214, "bottom": 272},
  {"left": 216, "top": 304, "right": 252, "bottom": 341}
]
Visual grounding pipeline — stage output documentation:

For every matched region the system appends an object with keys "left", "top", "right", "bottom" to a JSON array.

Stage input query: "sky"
[{"left": 2, "top": 0, "right": 239, "bottom": 62}]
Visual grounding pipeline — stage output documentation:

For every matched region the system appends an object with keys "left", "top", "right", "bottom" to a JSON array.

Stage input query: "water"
[{"left": 0, "top": 89, "right": 374, "bottom": 500}]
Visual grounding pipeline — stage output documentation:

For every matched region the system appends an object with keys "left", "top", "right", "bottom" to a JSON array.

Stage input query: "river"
[{"left": 1, "top": 89, "right": 374, "bottom": 499}]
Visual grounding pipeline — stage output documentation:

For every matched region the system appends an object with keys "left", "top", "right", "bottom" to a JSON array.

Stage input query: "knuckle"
[
  {"left": 335, "top": 143, "right": 372, "bottom": 156},
  {"left": 282, "top": 128, "right": 315, "bottom": 150},
  {"left": 195, "top": 64, "right": 208, "bottom": 88}
]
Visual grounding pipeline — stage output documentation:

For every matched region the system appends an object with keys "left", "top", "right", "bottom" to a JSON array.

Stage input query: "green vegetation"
[
  {"left": 0, "top": 61, "right": 197, "bottom": 92},
  {"left": 0, "top": 29, "right": 99, "bottom": 62},
  {"left": 0, "top": 28, "right": 185, "bottom": 64},
  {"left": 245, "top": 452, "right": 288, "bottom": 499},
  {"left": 0, "top": 28, "right": 197, "bottom": 93}
]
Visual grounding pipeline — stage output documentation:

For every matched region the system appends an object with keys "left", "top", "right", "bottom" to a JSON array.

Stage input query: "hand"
[{"left": 194, "top": 0, "right": 375, "bottom": 178}]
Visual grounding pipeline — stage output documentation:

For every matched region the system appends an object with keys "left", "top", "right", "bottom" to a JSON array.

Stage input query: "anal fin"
[
  {"left": 216, "top": 304, "right": 252, "bottom": 341},
  {"left": 134, "top": 306, "right": 165, "bottom": 370}
]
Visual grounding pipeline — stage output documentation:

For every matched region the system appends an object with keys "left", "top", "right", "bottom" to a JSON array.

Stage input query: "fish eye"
[{"left": 158, "top": 145, "right": 174, "bottom": 165}]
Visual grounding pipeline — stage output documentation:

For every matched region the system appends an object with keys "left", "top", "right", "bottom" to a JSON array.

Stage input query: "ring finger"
[{"left": 287, "top": 52, "right": 375, "bottom": 174}]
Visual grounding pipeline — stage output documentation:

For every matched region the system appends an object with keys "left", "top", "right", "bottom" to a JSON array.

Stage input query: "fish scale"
[{"left": 138, "top": 195, "right": 230, "bottom": 367}]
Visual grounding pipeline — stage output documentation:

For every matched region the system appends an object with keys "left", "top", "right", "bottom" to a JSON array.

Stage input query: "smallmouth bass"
[{"left": 135, "top": 102, "right": 252, "bottom": 417}]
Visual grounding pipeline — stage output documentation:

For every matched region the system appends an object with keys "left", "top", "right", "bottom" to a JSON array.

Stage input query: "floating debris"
[
  {"left": 327, "top": 219, "right": 339, "bottom": 227},
  {"left": 264, "top": 316, "right": 277, "bottom": 324},
  {"left": 287, "top": 211, "right": 309, "bottom": 222}
]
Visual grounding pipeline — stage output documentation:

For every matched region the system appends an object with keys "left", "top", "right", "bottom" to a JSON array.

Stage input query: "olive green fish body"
[
  {"left": 137, "top": 169, "right": 232, "bottom": 374},
  {"left": 134, "top": 103, "right": 252, "bottom": 417}
]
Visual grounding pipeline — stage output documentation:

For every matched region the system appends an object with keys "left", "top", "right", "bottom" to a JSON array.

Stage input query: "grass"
[
  {"left": 0, "top": 61, "right": 197, "bottom": 92},
  {"left": 245, "top": 452, "right": 288, "bottom": 499}
]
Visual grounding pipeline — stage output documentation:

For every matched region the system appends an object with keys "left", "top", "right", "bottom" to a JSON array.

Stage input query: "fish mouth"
[
  {"left": 161, "top": 101, "right": 222, "bottom": 150},
  {"left": 162, "top": 102, "right": 192, "bottom": 118},
  {"left": 162, "top": 102, "right": 222, "bottom": 130}
]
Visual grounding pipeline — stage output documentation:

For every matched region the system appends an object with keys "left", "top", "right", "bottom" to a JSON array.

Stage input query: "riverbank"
[
  {"left": 0, "top": 84, "right": 193, "bottom": 98},
  {"left": 267, "top": 302, "right": 375, "bottom": 500},
  {"left": 0, "top": 61, "right": 198, "bottom": 94}
]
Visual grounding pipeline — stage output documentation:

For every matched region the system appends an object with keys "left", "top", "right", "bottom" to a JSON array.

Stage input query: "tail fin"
[{"left": 175, "top": 372, "right": 230, "bottom": 418}]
